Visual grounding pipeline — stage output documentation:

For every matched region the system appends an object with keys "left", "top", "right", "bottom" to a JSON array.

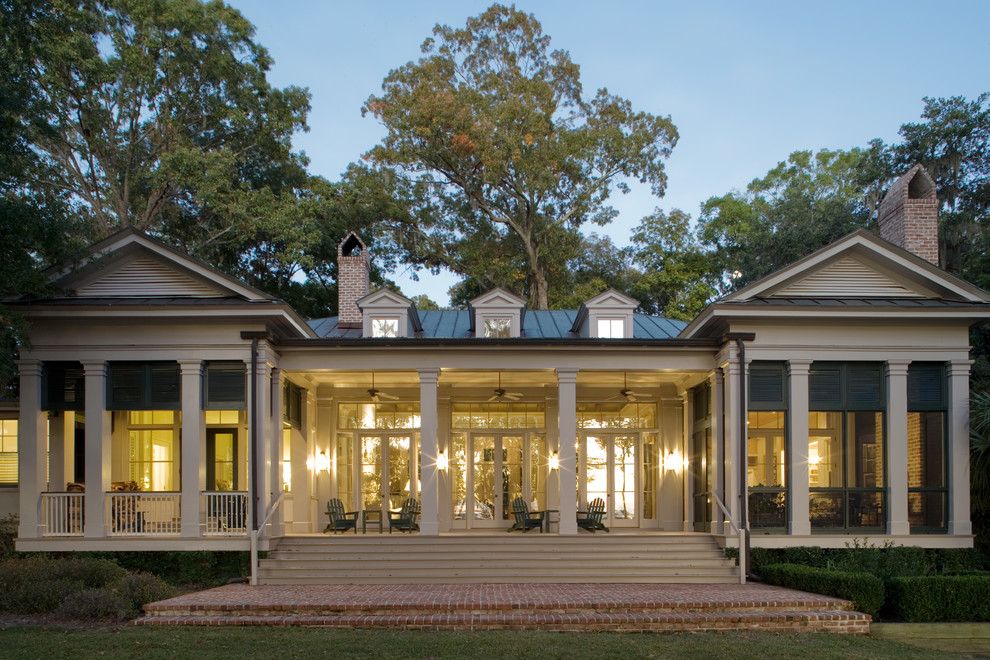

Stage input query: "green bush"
[
  {"left": 55, "top": 588, "right": 132, "bottom": 621},
  {"left": 760, "top": 563, "right": 885, "bottom": 619},
  {"left": 111, "top": 572, "right": 177, "bottom": 613},
  {"left": 85, "top": 550, "right": 249, "bottom": 586},
  {"left": 750, "top": 545, "right": 986, "bottom": 578},
  {"left": 887, "top": 576, "right": 990, "bottom": 622},
  {"left": 0, "top": 514, "right": 16, "bottom": 559}
]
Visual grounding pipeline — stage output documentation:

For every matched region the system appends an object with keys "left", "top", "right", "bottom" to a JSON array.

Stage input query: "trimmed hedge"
[
  {"left": 750, "top": 545, "right": 986, "bottom": 580},
  {"left": 81, "top": 550, "right": 250, "bottom": 586},
  {"left": 760, "top": 563, "right": 885, "bottom": 619},
  {"left": 887, "top": 575, "right": 990, "bottom": 622}
]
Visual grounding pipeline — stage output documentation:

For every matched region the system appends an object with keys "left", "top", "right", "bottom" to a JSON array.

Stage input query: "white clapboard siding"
[
  {"left": 770, "top": 257, "right": 923, "bottom": 298},
  {"left": 76, "top": 257, "right": 223, "bottom": 297}
]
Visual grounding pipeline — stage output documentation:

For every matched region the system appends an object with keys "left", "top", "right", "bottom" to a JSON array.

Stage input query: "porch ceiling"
[{"left": 291, "top": 369, "right": 705, "bottom": 390}]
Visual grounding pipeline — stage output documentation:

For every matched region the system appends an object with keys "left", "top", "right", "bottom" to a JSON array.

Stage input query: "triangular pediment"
[
  {"left": 582, "top": 288, "right": 640, "bottom": 309},
  {"left": 469, "top": 288, "right": 527, "bottom": 308},
  {"left": 357, "top": 288, "right": 411, "bottom": 308},
  {"left": 51, "top": 228, "right": 274, "bottom": 301},
  {"left": 725, "top": 230, "right": 990, "bottom": 303}
]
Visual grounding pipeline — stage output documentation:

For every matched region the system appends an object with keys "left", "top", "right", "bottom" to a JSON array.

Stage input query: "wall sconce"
[
  {"left": 549, "top": 451, "right": 559, "bottom": 471},
  {"left": 315, "top": 450, "right": 330, "bottom": 473},
  {"left": 663, "top": 448, "right": 684, "bottom": 473},
  {"left": 437, "top": 451, "right": 448, "bottom": 471}
]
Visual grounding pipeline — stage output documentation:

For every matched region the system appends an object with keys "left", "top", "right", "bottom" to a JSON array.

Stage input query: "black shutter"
[
  {"left": 43, "top": 362, "right": 85, "bottom": 411},
  {"left": 847, "top": 364, "right": 883, "bottom": 409},
  {"left": 909, "top": 363, "right": 945, "bottom": 410},
  {"left": 205, "top": 362, "right": 246, "bottom": 409},
  {"left": 809, "top": 365, "right": 841, "bottom": 408},
  {"left": 108, "top": 363, "right": 144, "bottom": 410},
  {"left": 283, "top": 381, "right": 302, "bottom": 428},
  {"left": 749, "top": 363, "right": 786, "bottom": 409},
  {"left": 149, "top": 363, "right": 181, "bottom": 409}
]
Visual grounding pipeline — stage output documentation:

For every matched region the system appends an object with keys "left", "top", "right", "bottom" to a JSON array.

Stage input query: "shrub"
[
  {"left": 887, "top": 576, "right": 990, "bottom": 622},
  {"left": 87, "top": 551, "right": 250, "bottom": 586},
  {"left": 750, "top": 545, "right": 987, "bottom": 578},
  {"left": 55, "top": 588, "right": 132, "bottom": 622},
  {"left": 111, "top": 572, "right": 177, "bottom": 614},
  {"left": 760, "top": 563, "right": 885, "bottom": 619},
  {"left": 0, "top": 514, "right": 16, "bottom": 559}
]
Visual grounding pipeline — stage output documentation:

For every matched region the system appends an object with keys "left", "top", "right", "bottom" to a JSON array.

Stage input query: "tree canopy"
[{"left": 362, "top": 4, "right": 678, "bottom": 309}]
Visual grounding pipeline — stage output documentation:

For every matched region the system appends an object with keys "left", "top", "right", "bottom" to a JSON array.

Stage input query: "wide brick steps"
[
  {"left": 256, "top": 533, "right": 740, "bottom": 584},
  {"left": 135, "top": 583, "right": 871, "bottom": 634}
]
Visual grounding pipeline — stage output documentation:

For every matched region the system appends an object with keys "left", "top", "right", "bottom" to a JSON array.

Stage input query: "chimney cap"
[{"left": 338, "top": 231, "right": 368, "bottom": 258}]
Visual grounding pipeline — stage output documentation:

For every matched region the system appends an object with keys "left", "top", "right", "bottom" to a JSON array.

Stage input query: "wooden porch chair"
[
  {"left": 507, "top": 497, "right": 545, "bottom": 533},
  {"left": 323, "top": 498, "right": 359, "bottom": 534},
  {"left": 577, "top": 497, "right": 609, "bottom": 533},
  {"left": 388, "top": 498, "right": 420, "bottom": 533}
]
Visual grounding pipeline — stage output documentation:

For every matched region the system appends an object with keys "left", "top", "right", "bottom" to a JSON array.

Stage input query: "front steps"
[
  {"left": 256, "top": 533, "right": 739, "bottom": 584},
  {"left": 137, "top": 583, "right": 871, "bottom": 633}
]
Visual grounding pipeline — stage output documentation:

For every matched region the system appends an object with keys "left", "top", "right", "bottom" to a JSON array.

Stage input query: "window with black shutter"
[
  {"left": 907, "top": 362, "right": 947, "bottom": 532},
  {"left": 204, "top": 362, "right": 246, "bottom": 409},
  {"left": 809, "top": 363, "right": 883, "bottom": 410},
  {"left": 107, "top": 362, "right": 181, "bottom": 410},
  {"left": 42, "top": 362, "right": 85, "bottom": 411},
  {"left": 749, "top": 362, "right": 786, "bottom": 410},
  {"left": 283, "top": 380, "right": 302, "bottom": 428}
]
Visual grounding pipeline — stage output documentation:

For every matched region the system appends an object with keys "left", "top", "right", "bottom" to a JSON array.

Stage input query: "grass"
[{"left": 0, "top": 627, "right": 960, "bottom": 660}]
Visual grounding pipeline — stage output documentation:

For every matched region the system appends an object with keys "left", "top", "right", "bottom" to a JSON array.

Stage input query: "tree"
[
  {"left": 362, "top": 4, "right": 678, "bottom": 309},
  {"left": 697, "top": 147, "right": 888, "bottom": 290}
]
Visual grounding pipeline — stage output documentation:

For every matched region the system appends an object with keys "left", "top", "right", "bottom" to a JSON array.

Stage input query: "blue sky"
[{"left": 228, "top": 1, "right": 989, "bottom": 305}]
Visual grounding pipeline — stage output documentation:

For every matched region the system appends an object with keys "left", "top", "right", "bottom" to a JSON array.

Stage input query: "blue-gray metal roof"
[{"left": 307, "top": 310, "right": 687, "bottom": 339}]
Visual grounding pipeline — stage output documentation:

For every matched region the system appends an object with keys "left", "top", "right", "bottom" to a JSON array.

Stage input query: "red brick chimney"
[
  {"left": 337, "top": 232, "right": 369, "bottom": 328},
  {"left": 877, "top": 164, "right": 939, "bottom": 265}
]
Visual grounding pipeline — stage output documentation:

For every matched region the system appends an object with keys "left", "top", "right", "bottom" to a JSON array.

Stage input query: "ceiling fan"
[
  {"left": 488, "top": 372, "right": 523, "bottom": 402},
  {"left": 607, "top": 373, "right": 647, "bottom": 402},
  {"left": 367, "top": 373, "right": 398, "bottom": 402}
]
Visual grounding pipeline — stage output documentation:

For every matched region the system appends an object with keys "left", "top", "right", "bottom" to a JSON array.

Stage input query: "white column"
[
  {"left": 660, "top": 397, "right": 684, "bottom": 531},
  {"left": 886, "top": 361, "right": 911, "bottom": 536},
  {"left": 316, "top": 386, "right": 332, "bottom": 508},
  {"left": 82, "top": 360, "right": 111, "bottom": 538},
  {"left": 289, "top": 390, "right": 313, "bottom": 532},
  {"left": 948, "top": 360, "right": 973, "bottom": 536},
  {"left": 556, "top": 368, "right": 578, "bottom": 535},
  {"left": 787, "top": 360, "right": 811, "bottom": 536},
  {"left": 16, "top": 360, "right": 45, "bottom": 539},
  {"left": 437, "top": 392, "right": 452, "bottom": 531},
  {"left": 681, "top": 390, "right": 692, "bottom": 532},
  {"left": 48, "top": 412, "right": 75, "bottom": 493},
  {"left": 712, "top": 368, "right": 725, "bottom": 534},
  {"left": 247, "top": 357, "right": 272, "bottom": 531},
  {"left": 269, "top": 367, "right": 283, "bottom": 536},
  {"left": 179, "top": 360, "right": 203, "bottom": 538},
  {"left": 418, "top": 368, "right": 440, "bottom": 536}
]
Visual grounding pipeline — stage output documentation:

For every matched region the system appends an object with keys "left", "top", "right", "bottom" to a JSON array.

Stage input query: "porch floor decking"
[{"left": 137, "top": 583, "right": 871, "bottom": 634}]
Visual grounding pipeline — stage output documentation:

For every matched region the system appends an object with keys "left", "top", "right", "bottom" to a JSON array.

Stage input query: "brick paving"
[{"left": 137, "top": 583, "right": 871, "bottom": 634}]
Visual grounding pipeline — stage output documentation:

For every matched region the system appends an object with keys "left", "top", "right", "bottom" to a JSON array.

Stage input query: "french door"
[
  {"left": 452, "top": 433, "right": 545, "bottom": 529},
  {"left": 359, "top": 433, "right": 417, "bottom": 511},
  {"left": 580, "top": 433, "right": 642, "bottom": 528}
]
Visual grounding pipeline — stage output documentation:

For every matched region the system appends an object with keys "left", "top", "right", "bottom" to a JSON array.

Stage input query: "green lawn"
[{"left": 0, "top": 627, "right": 962, "bottom": 660}]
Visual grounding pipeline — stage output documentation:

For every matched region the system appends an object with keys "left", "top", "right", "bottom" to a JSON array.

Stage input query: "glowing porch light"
[
  {"left": 314, "top": 450, "right": 330, "bottom": 473},
  {"left": 549, "top": 452, "right": 559, "bottom": 471},
  {"left": 664, "top": 448, "right": 684, "bottom": 473},
  {"left": 436, "top": 451, "right": 449, "bottom": 471}
]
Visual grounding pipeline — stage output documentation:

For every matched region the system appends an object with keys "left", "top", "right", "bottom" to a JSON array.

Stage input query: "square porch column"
[
  {"left": 787, "top": 360, "right": 811, "bottom": 536},
  {"left": 179, "top": 360, "right": 204, "bottom": 538},
  {"left": 82, "top": 360, "right": 111, "bottom": 538},
  {"left": 16, "top": 360, "right": 45, "bottom": 539},
  {"left": 712, "top": 368, "right": 725, "bottom": 535},
  {"left": 418, "top": 368, "right": 440, "bottom": 536},
  {"left": 948, "top": 360, "right": 973, "bottom": 536},
  {"left": 48, "top": 411, "right": 75, "bottom": 494},
  {"left": 886, "top": 361, "right": 911, "bottom": 536},
  {"left": 269, "top": 368, "right": 284, "bottom": 537},
  {"left": 556, "top": 368, "right": 578, "bottom": 535}
]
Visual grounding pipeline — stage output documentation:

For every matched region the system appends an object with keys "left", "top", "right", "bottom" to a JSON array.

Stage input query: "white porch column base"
[
  {"left": 948, "top": 360, "right": 973, "bottom": 536},
  {"left": 179, "top": 360, "right": 204, "bottom": 538},
  {"left": 886, "top": 361, "right": 911, "bottom": 536},
  {"left": 82, "top": 360, "right": 111, "bottom": 538},
  {"left": 787, "top": 360, "right": 812, "bottom": 536},
  {"left": 556, "top": 368, "right": 578, "bottom": 535},
  {"left": 418, "top": 369, "right": 440, "bottom": 536},
  {"left": 16, "top": 360, "right": 45, "bottom": 539}
]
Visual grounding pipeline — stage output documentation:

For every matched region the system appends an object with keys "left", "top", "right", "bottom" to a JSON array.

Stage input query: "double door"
[
  {"left": 580, "top": 433, "right": 651, "bottom": 528},
  {"left": 359, "top": 433, "right": 417, "bottom": 512},
  {"left": 455, "top": 433, "right": 544, "bottom": 529}
]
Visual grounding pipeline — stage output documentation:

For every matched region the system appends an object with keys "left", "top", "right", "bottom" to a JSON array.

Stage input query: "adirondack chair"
[
  {"left": 507, "top": 497, "right": 545, "bottom": 533},
  {"left": 576, "top": 497, "right": 609, "bottom": 533},
  {"left": 324, "top": 498, "right": 359, "bottom": 534},
  {"left": 388, "top": 498, "right": 420, "bottom": 533}
]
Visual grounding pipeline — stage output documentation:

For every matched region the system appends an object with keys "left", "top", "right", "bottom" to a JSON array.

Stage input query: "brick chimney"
[
  {"left": 877, "top": 164, "right": 939, "bottom": 265},
  {"left": 337, "top": 232, "right": 369, "bottom": 328}
]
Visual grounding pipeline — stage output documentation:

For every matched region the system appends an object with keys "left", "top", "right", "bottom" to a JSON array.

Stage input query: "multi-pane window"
[
  {"left": 128, "top": 411, "right": 177, "bottom": 491},
  {"left": 597, "top": 318, "right": 624, "bottom": 338},
  {"left": 371, "top": 318, "right": 399, "bottom": 338},
  {"left": 0, "top": 419, "right": 17, "bottom": 485},
  {"left": 908, "top": 363, "right": 947, "bottom": 532},
  {"left": 748, "top": 363, "right": 787, "bottom": 530},
  {"left": 808, "top": 363, "right": 885, "bottom": 530},
  {"left": 483, "top": 317, "right": 511, "bottom": 338}
]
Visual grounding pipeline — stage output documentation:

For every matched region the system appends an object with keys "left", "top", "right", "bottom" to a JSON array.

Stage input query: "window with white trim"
[
  {"left": 484, "top": 317, "right": 511, "bottom": 338},
  {"left": 371, "top": 318, "right": 399, "bottom": 338},
  {"left": 0, "top": 419, "right": 16, "bottom": 485},
  {"left": 597, "top": 318, "right": 624, "bottom": 338}
]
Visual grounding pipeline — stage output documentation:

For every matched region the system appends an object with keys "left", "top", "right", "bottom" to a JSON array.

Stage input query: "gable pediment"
[
  {"left": 766, "top": 255, "right": 927, "bottom": 299},
  {"left": 582, "top": 288, "right": 640, "bottom": 309},
  {"left": 73, "top": 255, "right": 227, "bottom": 298},
  {"left": 469, "top": 288, "right": 526, "bottom": 308},
  {"left": 357, "top": 288, "right": 412, "bottom": 308}
]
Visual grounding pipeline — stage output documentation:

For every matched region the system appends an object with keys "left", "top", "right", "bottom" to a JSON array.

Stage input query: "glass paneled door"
[
  {"left": 469, "top": 435, "right": 524, "bottom": 528},
  {"left": 360, "top": 434, "right": 416, "bottom": 512},
  {"left": 580, "top": 434, "right": 641, "bottom": 528}
]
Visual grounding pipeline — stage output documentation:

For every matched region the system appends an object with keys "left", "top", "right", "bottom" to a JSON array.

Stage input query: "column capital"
[
  {"left": 178, "top": 359, "right": 203, "bottom": 375},
  {"left": 885, "top": 360, "right": 911, "bottom": 377},
  {"left": 786, "top": 359, "right": 813, "bottom": 377},
  {"left": 16, "top": 359, "right": 43, "bottom": 378},
  {"left": 79, "top": 359, "right": 107, "bottom": 374},
  {"left": 418, "top": 368, "right": 440, "bottom": 384},
  {"left": 555, "top": 368, "right": 579, "bottom": 384},
  {"left": 949, "top": 360, "right": 974, "bottom": 377},
  {"left": 714, "top": 368, "right": 725, "bottom": 385}
]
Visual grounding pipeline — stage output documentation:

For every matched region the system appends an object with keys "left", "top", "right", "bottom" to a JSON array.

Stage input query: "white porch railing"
[
  {"left": 107, "top": 492, "right": 181, "bottom": 536},
  {"left": 42, "top": 492, "right": 84, "bottom": 536},
  {"left": 204, "top": 491, "right": 249, "bottom": 535},
  {"left": 709, "top": 490, "right": 747, "bottom": 584}
]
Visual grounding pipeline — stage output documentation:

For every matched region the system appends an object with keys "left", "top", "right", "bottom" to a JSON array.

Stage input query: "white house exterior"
[{"left": 4, "top": 165, "right": 989, "bottom": 556}]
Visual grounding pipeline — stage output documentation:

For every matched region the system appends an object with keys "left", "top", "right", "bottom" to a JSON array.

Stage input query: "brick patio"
[{"left": 137, "top": 583, "right": 871, "bottom": 634}]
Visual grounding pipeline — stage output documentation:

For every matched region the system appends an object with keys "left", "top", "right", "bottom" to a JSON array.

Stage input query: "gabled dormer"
[
  {"left": 357, "top": 288, "right": 421, "bottom": 338},
  {"left": 571, "top": 288, "right": 639, "bottom": 339},
  {"left": 468, "top": 288, "right": 526, "bottom": 338}
]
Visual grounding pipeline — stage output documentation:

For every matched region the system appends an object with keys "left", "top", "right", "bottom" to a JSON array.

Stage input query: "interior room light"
[
  {"left": 437, "top": 451, "right": 448, "bottom": 471},
  {"left": 808, "top": 445, "right": 822, "bottom": 467},
  {"left": 549, "top": 451, "right": 560, "bottom": 471}
]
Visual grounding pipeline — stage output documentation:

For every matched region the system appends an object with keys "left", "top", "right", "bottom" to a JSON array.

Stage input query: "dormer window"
[
  {"left": 484, "top": 317, "right": 512, "bottom": 338},
  {"left": 597, "top": 318, "right": 624, "bottom": 339},
  {"left": 372, "top": 318, "right": 400, "bottom": 338}
]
